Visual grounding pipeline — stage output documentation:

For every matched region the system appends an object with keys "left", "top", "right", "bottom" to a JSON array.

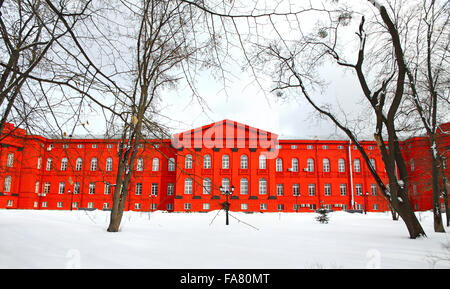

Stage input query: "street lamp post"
[
  {"left": 364, "top": 192, "right": 369, "bottom": 214},
  {"left": 69, "top": 189, "right": 73, "bottom": 211},
  {"left": 220, "top": 185, "right": 235, "bottom": 225}
]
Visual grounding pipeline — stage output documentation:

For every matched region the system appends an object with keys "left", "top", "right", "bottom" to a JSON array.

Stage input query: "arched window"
[
  {"left": 61, "top": 158, "right": 68, "bottom": 171},
  {"left": 307, "top": 158, "right": 314, "bottom": 172},
  {"left": 276, "top": 158, "right": 283, "bottom": 172},
  {"left": 136, "top": 158, "right": 144, "bottom": 171},
  {"left": 184, "top": 178, "right": 193, "bottom": 194},
  {"left": 6, "top": 153, "right": 14, "bottom": 167},
  {"left": 4, "top": 176, "right": 11, "bottom": 192},
  {"left": 259, "top": 154, "right": 266, "bottom": 169},
  {"left": 75, "top": 158, "right": 83, "bottom": 171},
  {"left": 292, "top": 158, "right": 298, "bottom": 172},
  {"left": 106, "top": 157, "right": 113, "bottom": 171},
  {"left": 240, "top": 155, "right": 248, "bottom": 169},
  {"left": 91, "top": 158, "right": 98, "bottom": 171},
  {"left": 46, "top": 158, "right": 53, "bottom": 171},
  {"left": 203, "top": 178, "right": 211, "bottom": 194},
  {"left": 185, "top": 154, "right": 192, "bottom": 169},
  {"left": 168, "top": 158, "right": 175, "bottom": 171},
  {"left": 354, "top": 159, "right": 361, "bottom": 172},
  {"left": 204, "top": 154, "right": 211, "bottom": 169},
  {"left": 152, "top": 158, "right": 159, "bottom": 171},
  {"left": 338, "top": 158, "right": 346, "bottom": 172},
  {"left": 221, "top": 178, "right": 230, "bottom": 192},
  {"left": 259, "top": 178, "right": 267, "bottom": 194},
  {"left": 240, "top": 178, "right": 248, "bottom": 194},
  {"left": 369, "top": 158, "right": 376, "bottom": 171},
  {"left": 323, "top": 158, "right": 330, "bottom": 172},
  {"left": 222, "top": 154, "right": 229, "bottom": 169}
]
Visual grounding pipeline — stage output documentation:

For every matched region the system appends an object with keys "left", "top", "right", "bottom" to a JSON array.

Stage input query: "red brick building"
[{"left": 0, "top": 120, "right": 448, "bottom": 213}]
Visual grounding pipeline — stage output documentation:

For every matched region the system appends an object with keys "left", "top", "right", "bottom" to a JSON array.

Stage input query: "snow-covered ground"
[{"left": 0, "top": 209, "right": 449, "bottom": 269}]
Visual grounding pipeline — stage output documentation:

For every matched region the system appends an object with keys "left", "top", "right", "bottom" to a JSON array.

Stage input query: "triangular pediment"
[{"left": 172, "top": 119, "right": 278, "bottom": 149}]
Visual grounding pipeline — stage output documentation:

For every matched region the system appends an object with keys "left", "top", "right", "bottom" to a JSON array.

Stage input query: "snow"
[{"left": 0, "top": 209, "right": 449, "bottom": 269}]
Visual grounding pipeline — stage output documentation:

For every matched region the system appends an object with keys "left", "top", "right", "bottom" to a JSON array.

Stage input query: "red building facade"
[{"left": 0, "top": 120, "right": 448, "bottom": 213}]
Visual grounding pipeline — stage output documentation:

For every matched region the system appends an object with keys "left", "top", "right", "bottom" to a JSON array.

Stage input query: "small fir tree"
[{"left": 316, "top": 207, "right": 330, "bottom": 224}]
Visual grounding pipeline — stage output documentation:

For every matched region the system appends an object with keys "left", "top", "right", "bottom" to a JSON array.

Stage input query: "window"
[
  {"left": 369, "top": 146, "right": 374, "bottom": 150},
  {"left": 324, "top": 184, "right": 331, "bottom": 196},
  {"left": 185, "top": 154, "right": 193, "bottom": 169},
  {"left": 203, "top": 203, "right": 210, "bottom": 210},
  {"left": 260, "top": 203, "right": 268, "bottom": 210},
  {"left": 276, "top": 158, "right": 283, "bottom": 172},
  {"left": 355, "top": 184, "right": 363, "bottom": 196},
  {"left": 61, "top": 158, "right": 68, "bottom": 171},
  {"left": 323, "top": 158, "right": 330, "bottom": 172},
  {"left": 103, "top": 203, "right": 109, "bottom": 209},
  {"left": 168, "top": 158, "right": 175, "bottom": 171},
  {"left": 6, "top": 153, "right": 14, "bottom": 167},
  {"left": 370, "top": 158, "right": 376, "bottom": 170},
  {"left": 106, "top": 158, "right": 113, "bottom": 171},
  {"left": 72, "top": 202, "right": 78, "bottom": 209},
  {"left": 92, "top": 144, "right": 98, "bottom": 148},
  {"left": 35, "top": 181, "right": 39, "bottom": 193},
  {"left": 104, "top": 183, "right": 111, "bottom": 195},
  {"left": 259, "top": 178, "right": 267, "bottom": 195},
  {"left": 184, "top": 178, "right": 193, "bottom": 194},
  {"left": 291, "top": 145, "right": 297, "bottom": 149},
  {"left": 371, "top": 184, "right": 378, "bottom": 196},
  {"left": 307, "top": 145, "right": 313, "bottom": 150},
  {"left": 57, "top": 202, "right": 63, "bottom": 208},
  {"left": 91, "top": 158, "right": 98, "bottom": 171},
  {"left": 322, "top": 145, "right": 328, "bottom": 150},
  {"left": 167, "top": 204, "right": 174, "bottom": 210},
  {"left": 338, "top": 159, "right": 345, "bottom": 172},
  {"left": 136, "top": 183, "right": 142, "bottom": 195},
  {"left": 74, "top": 182, "right": 80, "bottom": 194},
  {"left": 167, "top": 183, "right": 174, "bottom": 195},
  {"left": 204, "top": 154, "right": 211, "bottom": 169},
  {"left": 151, "top": 183, "right": 158, "bottom": 196},
  {"left": 410, "top": 159, "right": 415, "bottom": 172},
  {"left": 41, "top": 201, "right": 47, "bottom": 208},
  {"left": 75, "top": 158, "right": 83, "bottom": 171},
  {"left": 240, "top": 155, "right": 248, "bottom": 169},
  {"left": 184, "top": 203, "right": 191, "bottom": 210},
  {"left": 37, "top": 157, "right": 42, "bottom": 169},
  {"left": 221, "top": 178, "right": 230, "bottom": 192},
  {"left": 137, "top": 158, "right": 144, "bottom": 171},
  {"left": 58, "top": 182, "right": 65, "bottom": 194},
  {"left": 44, "top": 182, "right": 50, "bottom": 194},
  {"left": 222, "top": 155, "right": 229, "bottom": 169},
  {"left": 203, "top": 178, "right": 211, "bottom": 194},
  {"left": 373, "top": 204, "right": 379, "bottom": 210},
  {"left": 87, "top": 202, "right": 94, "bottom": 209},
  {"left": 107, "top": 144, "right": 113, "bottom": 149},
  {"left": 241, "top": 203, "right": 248, "bottom": 210},
  {"left": 63, "top": 144, "right": 69, "bottom": 149},
  {"left": 4, "top": 176, "right": 11, "bottom": 192},
  {"left": 278, "top": 204, "right": 284, "bottom": 211},
  {"left": 340, "top": 184, "right": 347, "bottom": 196},
  {"left": 77, "top": 144, "right": 84, "bottom": 149},
  {"left": 307, "top": 158, "right": 314, "bottom": 172},
  {"left": 259, "top": 154, "right": 266, "bottom": 169},
  {"left": 89, "top": 183, "right": 96, "bottom": 195},
  {"left": 277, "top": 184, "right": 284, "bottom": 196},
  {"left": 413, "top": 184, "right": 418, "bottom": 196},
  {"left": 134, "top": 203, "right": 141, "bottom": 210},
  {"left": 292, "top": 158, "right": 298, "bottom": 172},
  {"left": 338, "top": 145, "right": 344, "bottom": 149},
  {"left": 353, "top": 159, "right": 361, "bottom": 172},
  {"left": 293, "top": 184, "right": 300, "bottom": 196},
  {"left": 46, "top": 158, "right": 53, "bottom": 171},
  {"left": 308, "top": 184, "right": 316, "bottom": 196},
  {"left": 240, "top": 178, "right": 248, "bottom": 195}
]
